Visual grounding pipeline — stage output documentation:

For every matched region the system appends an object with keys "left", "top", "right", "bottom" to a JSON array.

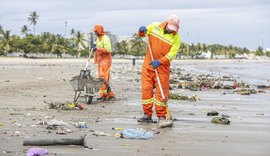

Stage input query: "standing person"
[
  {"left": 132, "top": 56, "right": 136, "bottom": 71},
  {"left": 137, "top": 15, "right": 181, "bottom": 128},
  {"left": 92, "top": 24, "right": 115, "bottom": 100}
]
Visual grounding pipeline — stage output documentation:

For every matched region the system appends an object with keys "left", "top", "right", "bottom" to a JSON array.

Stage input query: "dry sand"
[{"left": 0, "top": 58, "right": 269, "bottom": 156}]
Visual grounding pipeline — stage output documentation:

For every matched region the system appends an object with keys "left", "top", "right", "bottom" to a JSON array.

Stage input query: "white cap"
[{"left": 166, "top": 14, "right": 180, "bottom": 32}]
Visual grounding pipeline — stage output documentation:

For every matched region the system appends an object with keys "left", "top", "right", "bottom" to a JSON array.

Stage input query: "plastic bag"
[
  {"left": 26, "top": 148, "right": 48, "bottom": 156},
  {"left": 120, "top": 128, "right": 154, "bottom": 140}
]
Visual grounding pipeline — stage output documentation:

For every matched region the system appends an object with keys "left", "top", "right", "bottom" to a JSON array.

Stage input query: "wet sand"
[{"left": 0, "top": 58, "right": 269, "bottom": 156}]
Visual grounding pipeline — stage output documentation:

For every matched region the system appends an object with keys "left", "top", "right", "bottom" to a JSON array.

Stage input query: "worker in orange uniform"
[
  {"left": 92, "top": 25, "right": 115, "bottom": 100},
  {"left": 137, "top": 15, "right": 181, "bottom": 127}
]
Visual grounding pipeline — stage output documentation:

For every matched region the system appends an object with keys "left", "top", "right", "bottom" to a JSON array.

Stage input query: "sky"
[{"left": 0, "top": 0, "right": 269, "bottom": 49}]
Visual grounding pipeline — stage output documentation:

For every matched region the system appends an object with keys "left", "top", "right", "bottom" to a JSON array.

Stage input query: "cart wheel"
[{"left": 86, "top": 96, "right": 93, "bottom": 104}]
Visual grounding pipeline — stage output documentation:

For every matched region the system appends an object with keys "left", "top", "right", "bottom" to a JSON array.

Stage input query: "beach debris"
[
  {"left": 23, "top": 138, "right": 84, "bottom": 146},
  {"left": 13, "top": 131, "right": 21, "bottom": 136},
  {"left": 9, "top": 112, "right": 24, "bottom": 115},
  {"left": 47, "top": 119, "right": 68, "bottom": 127},
  {"left": 43, "top": 116, "right": 53, "bottom": 119},
  {"left": 37, "top": 121, "right": 47, "bottom": 125},
  {"left": 256, "top": 113, "right": 264, "bottom": 116},
  {"left": 211, "top": 117, "right": 230, "bottom": 125},
  {"left": 76, "top": 102, "right": 88, "bottom": 110},
  {"left": 46, "top": 119, "right": 70, "bottom": 134},
  {"left": 235, "top": 88, "right": 256, "bottom": 95},
  {"left": 26, "top": 148, "right": 48, "bottom": 156},
  {"left": 169, "top": 68, "right": 256, "bottom": 92},
  {"left": 169, "top": 93, "right": 200, "bottom": 102},
  {"left": 112, "top": 127, "right": 124, "bottom": 131},
  {"left": 44, "top": 101, "right": 87, "bottom": 110},
  {"left": 257, "top": 85, "right": 270, "bottom": 89},
  {"left": 207, "top": 110, "right": 219, "bottom": 116},
  {"left": 93, "top": 131, "right": 111, "bottom": 137},
  {"left": 45, "top": 101, "right": 71, "bottom": 110},
  {"left": 56, "top": 130, "right": 69, "bottom": 135},
  {"left": 73, "top": 122, "right": 88, "bottom": 128},
  {"left": 258, "top": 90, "right": 266, "bottom": 93},
  {"left": 120, "top": 128, "right": 154, "bottom": 140},
  {"left": 221, "top": 114, "right": 230, "bottom": 118},
  {"left": 2, "top": 151, "right": 12, "bottom": 154},
  {"left": 0, "top": 123, "right": 4, "bottom": 126}
]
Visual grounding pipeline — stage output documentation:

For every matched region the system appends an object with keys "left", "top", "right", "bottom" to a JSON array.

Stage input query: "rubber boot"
[{"left": 137, "top": 114, "right": 152, "bottom": 123}]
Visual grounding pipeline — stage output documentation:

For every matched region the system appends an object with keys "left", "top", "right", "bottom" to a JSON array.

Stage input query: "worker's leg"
[
  {"left": 154, "top": 71, "right": 170, "bottom": 118},
  {"left": 98, "top": 65, "right": 107, "bottom": 98},
  {"left": 103, "top": 65, "right": 115, "bottom": 99},
  {"left": 100, "top": 65, "right": 115, "bottom": 99},
  {"left": 141, "top": 67, "right": 155, "bottom": 118}
]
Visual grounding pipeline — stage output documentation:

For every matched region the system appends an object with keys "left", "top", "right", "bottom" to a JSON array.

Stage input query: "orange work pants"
[
  {"left": 141, "top": 66, "right": 169, "bottom": 118},
  {"left": 98, "top": 65, "right": 114, "bottom": 98}
]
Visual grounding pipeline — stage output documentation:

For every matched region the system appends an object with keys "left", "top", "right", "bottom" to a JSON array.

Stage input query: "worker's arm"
[
  {"left": 96, "top": 36, "right": 112, "bottom": 54},
  {"left": 138, "top": 22, "right": 159, "bottom": 37},
  {"left": 159, "top": 35, "right": 181, "bottom": 65}
]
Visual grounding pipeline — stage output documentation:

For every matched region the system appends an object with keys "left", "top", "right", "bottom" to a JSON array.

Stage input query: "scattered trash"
[
  {"left": 68, "top": 102, "right": 75, "bottom": 109},
  {"left": 37, "top": 121, "right": 47, "bottom": 125},
  {"left": 258, "top": 90, "right": 266, "bottom": 93},
  {"left": 74, "top": 122, "right": 87, "bottom": 128},
  {"left": 257, "top": 85, "right": 270, "bottom": 89},
  {"left": 235, "top": 89, "right": 256, "bottom": 95},
  {"left": 121, "top": 144, "right": 131, "bottom": 147},
  {"left": 76, "top": 102, "right": 88, "bottom": 110},
  {"left": 93, "top": 131, "right": 111, "bottom": 137},
  {"left": 26, "top": 148, "right": 48, "bottom": 156},
  {"left": 43, "top": 116, "right": 53, "bottom": 119},
  {"left": 47, "top": 119, "right": 68, "bottom": 127},
  {"left": 23, "top": 138, "right": 84, "bottom": 146},
  {"left": 56, "top": 130, "right": 68, "bottom": 135},
  {"left": 207, "top": 110, "right": 219, "bottom": 116},
  {"left": 221, "top": 114, "right": 230, "bottom": 118},
  {"left": 44, "top": 101, "right": 88, "bottom": 110},
  {"left": 112, "top": 127, "right": 124, "bottom": 131},
  {"left": 9, "top": 112, "right": 24, "bottom": 115},
  {"left": 0, "top": 123, "right": 4, "bottom": 126},
  {"left": 169, "top": 93, "right": 200, "bottom": 102},
  {"left": 211, "top": 117, "right": 230, "bottom": 125},
  {"left": 169, "top": 93, "right": 188, "bottom": 100},
  {"left": 256, "top": 113, "right": 264, "bottom": 116},
  {"left": 12, "top": 131, "right": 21, "bottom": 136},
  {"left": 2, "top": 150, "right": 12, "bottom": 154},
  {"left": 120, "top": 128, "right": 154, "bottom": 140}
]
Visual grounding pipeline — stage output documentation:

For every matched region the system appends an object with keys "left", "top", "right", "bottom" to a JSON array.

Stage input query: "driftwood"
[{"left": 23, "top": 138, "right": 84, "bottom": 146}]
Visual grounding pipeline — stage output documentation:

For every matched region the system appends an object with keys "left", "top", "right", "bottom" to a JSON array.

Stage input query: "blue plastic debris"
[{"left": 120, "top": 129, "right": 154, "bottom": 140}]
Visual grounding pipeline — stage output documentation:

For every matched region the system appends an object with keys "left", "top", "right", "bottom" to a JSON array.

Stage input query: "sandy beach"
[{"left": 0, "top": 58, "right": 269, "bottom": 156}]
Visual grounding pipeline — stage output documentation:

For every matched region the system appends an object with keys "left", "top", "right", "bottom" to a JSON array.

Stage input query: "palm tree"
[
  {"left": 75, "top": 31, "right": 86, "bottom": 58},
  {"left": 129, "top": 33, "right": 146, "bottom": 55},
  {"left": 0, "top": 25, "right": 3, "bottom": 34},
  {"left": 21, "top": 25, "right": 30, "bottom": 36},
  {"left": 0, "top": 30, "right": 12, "bottom": 55},
  {"left": 70, "top": 29, "right": 75, "bottom": 37},
  {"left": 28, "top": 11, "right": 39, "bottom": 35}
]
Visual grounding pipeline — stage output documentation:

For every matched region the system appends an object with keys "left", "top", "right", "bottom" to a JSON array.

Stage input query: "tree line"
[{"left": 1, "top": 11, "right": 269, "bottom": 58}]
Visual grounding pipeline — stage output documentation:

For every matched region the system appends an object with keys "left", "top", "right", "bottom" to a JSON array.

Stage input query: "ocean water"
[{"left": 173, "top": 60, "right": 270, "bottom": 85}]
